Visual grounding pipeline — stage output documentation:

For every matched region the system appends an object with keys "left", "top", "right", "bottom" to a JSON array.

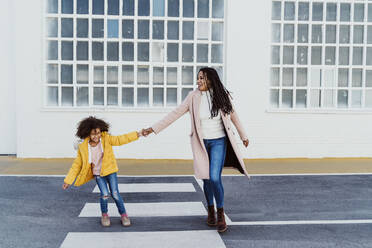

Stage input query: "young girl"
[{"left": 62, "top": 116, "right": 144, "bottom": 227}]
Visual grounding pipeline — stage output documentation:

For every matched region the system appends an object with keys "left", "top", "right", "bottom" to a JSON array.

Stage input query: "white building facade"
[{"left": 1, "top": 0, "right": 372, "bottom": 159}]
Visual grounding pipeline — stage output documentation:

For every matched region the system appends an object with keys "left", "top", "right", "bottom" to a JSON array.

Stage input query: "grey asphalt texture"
[{"left": 1, "top": 175, "right": 372, "bottom": 248}]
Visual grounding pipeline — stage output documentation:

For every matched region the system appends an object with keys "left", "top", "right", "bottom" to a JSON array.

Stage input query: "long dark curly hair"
[
  {"left": 76, "top": 116, "right": 110, "bottom": 139},
  {"left": 199, "top": 67, "right": 233, "bottom": 117}
]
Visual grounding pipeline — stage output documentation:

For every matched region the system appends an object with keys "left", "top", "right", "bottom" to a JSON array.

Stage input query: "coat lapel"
[
  {"left": 100, "top": 134, "right": 105, "bottom": 155},
  {"left": 193, "top": 90, "right": 202, "bottom": 130},
  {"left": 192, "top": 90, "right": 207, "bottom": 152}
]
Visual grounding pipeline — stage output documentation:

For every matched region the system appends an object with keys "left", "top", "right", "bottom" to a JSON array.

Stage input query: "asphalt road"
[{"left": 1, "top": 175, "right": 372, "bottom": 248}]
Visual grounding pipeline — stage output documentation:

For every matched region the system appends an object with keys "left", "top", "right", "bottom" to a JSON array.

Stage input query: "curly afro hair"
[{"left": 76, "top": 116, "right": 110, "bottom": 139}]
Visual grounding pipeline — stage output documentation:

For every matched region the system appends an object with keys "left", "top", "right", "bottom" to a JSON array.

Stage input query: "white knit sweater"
[{"left": 199, "top": 91, "right": 226, "bottom": 139}]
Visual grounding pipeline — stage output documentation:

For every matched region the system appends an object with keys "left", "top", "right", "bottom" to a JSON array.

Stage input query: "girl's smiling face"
[{"left": 89, "top": 128, "right": 101, "bottom": 143}]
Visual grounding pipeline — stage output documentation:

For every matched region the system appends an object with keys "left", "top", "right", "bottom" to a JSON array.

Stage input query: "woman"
[{"left": 143, "top": 67, "right": 249, "bottom": 233}]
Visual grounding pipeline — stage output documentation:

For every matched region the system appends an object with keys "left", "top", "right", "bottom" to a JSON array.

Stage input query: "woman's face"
[
  {"left": 89, "top": 128, "right": 101, "bottom": 143},
  {"left": 197, "top": 71, "right": 209, "bottom": 91}
]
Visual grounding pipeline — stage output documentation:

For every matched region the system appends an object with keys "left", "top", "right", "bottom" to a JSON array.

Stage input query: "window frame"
[
  {"left": 43, "top": 0, "right": 227, "bottom": 111},
  {"left": 269, "top": 0, "right": 372, "bottom": 113}
]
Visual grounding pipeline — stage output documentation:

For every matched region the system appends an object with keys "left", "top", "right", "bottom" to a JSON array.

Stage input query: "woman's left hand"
[{"left": 243, "top": 139, "right": 249, "bottom": 147}]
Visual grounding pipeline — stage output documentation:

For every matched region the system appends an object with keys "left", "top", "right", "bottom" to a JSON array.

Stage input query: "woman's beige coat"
[{"left": 152, "top": 89, "right": 249, "bottom": 179}]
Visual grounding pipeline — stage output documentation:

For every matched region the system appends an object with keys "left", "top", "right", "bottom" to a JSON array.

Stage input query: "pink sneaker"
[
  {"left": 121, "top": 213, "right": 131, "bottom": 227},
  {"left": 101, "top": 213, "right": 110, "bottom": 227}
]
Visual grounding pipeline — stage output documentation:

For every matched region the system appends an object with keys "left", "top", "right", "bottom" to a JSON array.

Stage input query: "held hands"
[
  {"left": 137, "top": 128, "right": 154, "bottom": 138},
  {"left": 141, "top": 127, "right": 154, "bottom": 137},
  {"left": 242, "top": 139, "right": 249, "bottom": 148}
]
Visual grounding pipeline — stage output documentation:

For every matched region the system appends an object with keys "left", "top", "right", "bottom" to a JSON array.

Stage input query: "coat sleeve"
[
  {"left": 151, "top": 91, "right": 193, "bottom": 134},
  {"left": 107, "top": 131, "right": 139, "bottom": 146},
  {"left": 230, "top": 100, "right": 248, "bottom": 141},
  {"left": 64, "top": 148, "right": 83, "bottom": 185}
]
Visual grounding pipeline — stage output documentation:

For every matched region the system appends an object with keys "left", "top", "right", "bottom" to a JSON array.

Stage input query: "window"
[
  {"left": 271, "top": 1, "right": 372, "bottom": 109},
  {"left": 45, "top": 0, "right": 225, "bottom": 108}
]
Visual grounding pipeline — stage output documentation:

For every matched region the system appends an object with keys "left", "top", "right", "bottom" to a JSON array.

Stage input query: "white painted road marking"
[
  {"left": 228, "top": 219, "right": 372, "bottom": 226},
  {"left": 60, "top": 230, "right": 226, "bottom": 248},
  {"left": 79, "top": 202, "right": 207, "bottom": 217},
  {"left": 92, "top": 183, "right": 196, "bottom": 193}
]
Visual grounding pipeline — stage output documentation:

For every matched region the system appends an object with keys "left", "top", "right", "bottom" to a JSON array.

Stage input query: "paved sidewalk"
[{"left": 1, "top": 156, "right": 372, "bottom": 175}]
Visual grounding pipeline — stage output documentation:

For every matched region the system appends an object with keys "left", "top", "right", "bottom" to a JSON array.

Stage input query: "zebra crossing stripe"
[
  {"left": 60, "top": 230, "right": 226, "bottom": 248},
  {"left": 79, "top": 202, "right": 207, "bottom": 217},
  {"left": 92, "top": 183, "right": 196, "bottom": 193}
]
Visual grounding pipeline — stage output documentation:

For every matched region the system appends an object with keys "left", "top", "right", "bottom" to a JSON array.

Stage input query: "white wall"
[
  {"left": 226, "top": 0, "right": 372, "bottom": 158},
  {"left": 0, "top": 0, "right": 16, "bottom": 154},
  {"left": 11, "top": 0, "right": 372, "bottom": 159}
]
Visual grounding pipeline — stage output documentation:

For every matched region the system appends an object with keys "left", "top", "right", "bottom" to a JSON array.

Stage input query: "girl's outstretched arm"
[{"left": 108, "top": 131, "right": 140, "bottom": 146}]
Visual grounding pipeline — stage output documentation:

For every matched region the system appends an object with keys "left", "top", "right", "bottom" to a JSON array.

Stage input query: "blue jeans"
[
  {"left": 203, "top": 136, "right": 227, "bottom": 209},
  {"left": 95, "top": 172, "right": 126, "bottom": 215}
]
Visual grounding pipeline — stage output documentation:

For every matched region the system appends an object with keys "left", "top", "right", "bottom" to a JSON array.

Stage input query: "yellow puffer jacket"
[{"left": 64, "top": 131, "right": 138, "bottom": 186}]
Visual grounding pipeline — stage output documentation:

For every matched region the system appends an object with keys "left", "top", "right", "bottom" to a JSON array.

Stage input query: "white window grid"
[
  {"left": 270, "top": 0, "right": 372, "bottom": 111},
  {"left": 44, "top": 0, "right": 226, "bottom": 109}
]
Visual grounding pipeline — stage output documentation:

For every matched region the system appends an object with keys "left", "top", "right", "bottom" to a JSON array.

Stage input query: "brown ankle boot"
[
  {"left": 217, "top": 207, "right": 227, "bottom": 233},
  {"left": 207, "top": 205, "right": 217, "bottom": 226}
]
